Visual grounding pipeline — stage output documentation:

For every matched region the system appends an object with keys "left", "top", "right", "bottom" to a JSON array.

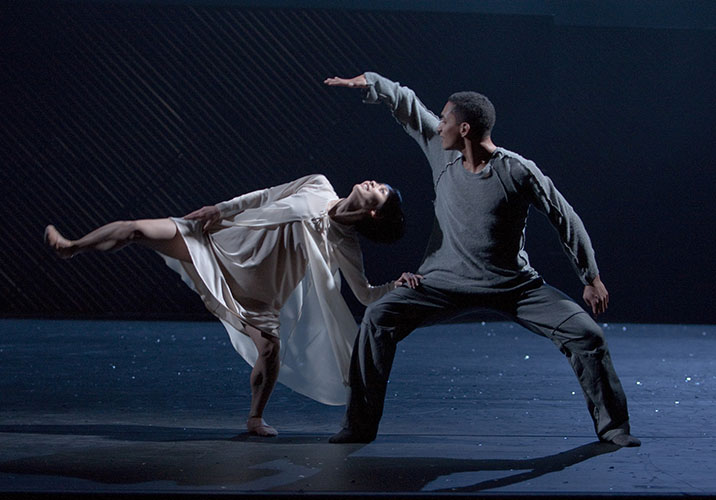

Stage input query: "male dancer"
[{"left": 324, "top": 72, "right": 640, "bottom": 447}]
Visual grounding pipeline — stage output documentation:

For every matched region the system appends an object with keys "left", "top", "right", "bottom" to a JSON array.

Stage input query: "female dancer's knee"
[
  {"left": 256, "top": 335, "right": 280, "bottom": 362},
  {"left": 120, "top": 221, "right": 143, "bottom": 240},
  {"left": 131, "top": 219, "right": 176, "bottom": 241}
]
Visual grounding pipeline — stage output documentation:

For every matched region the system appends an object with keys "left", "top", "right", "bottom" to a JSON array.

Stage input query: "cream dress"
[{"left": 161, "top": 174, "right": 395, "bottom": 405}]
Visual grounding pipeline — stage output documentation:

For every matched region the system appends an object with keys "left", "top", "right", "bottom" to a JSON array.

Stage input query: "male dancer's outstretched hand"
[
  {"left": 324, "top": 74, "right": 368, "bottom": 88},
  {"left": 583, "top": 275, "right": 609, "bottom": 316}
]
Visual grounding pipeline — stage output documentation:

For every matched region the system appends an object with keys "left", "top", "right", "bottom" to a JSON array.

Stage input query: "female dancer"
[{"left": 45, "top": 174, "right": 420, "bottom": 436}]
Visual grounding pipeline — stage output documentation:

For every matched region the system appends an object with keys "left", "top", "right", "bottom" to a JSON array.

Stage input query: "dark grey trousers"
[{"left": 342, "top": 281, "right": 631, "bottom": 441}]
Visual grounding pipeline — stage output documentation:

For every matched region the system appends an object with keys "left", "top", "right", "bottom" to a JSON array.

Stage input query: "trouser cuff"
[{"left": 599, "top": 423, "right": 631, "bottom": 441}]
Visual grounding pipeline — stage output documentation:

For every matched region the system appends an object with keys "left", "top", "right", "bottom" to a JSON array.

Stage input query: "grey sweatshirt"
[{"left": 363, "top": 72, "right": 599, "bottom": 293}]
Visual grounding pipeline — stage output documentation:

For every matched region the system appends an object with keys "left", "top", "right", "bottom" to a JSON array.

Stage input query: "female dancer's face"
[{"left": 352, "top": 180, "right": 391, "bottom": 212}]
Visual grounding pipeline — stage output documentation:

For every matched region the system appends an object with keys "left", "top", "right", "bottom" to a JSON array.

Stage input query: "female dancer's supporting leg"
[
  {"left": 45, "top": 220, "right": 281, "bottom": 436},
  {"left": 243, "top": 325, "right": 280, "bottom": 437}
]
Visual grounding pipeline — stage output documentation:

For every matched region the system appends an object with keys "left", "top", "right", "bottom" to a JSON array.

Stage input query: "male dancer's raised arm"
[
  {"left": 325, "top": 73, "right": 450, "bottom": 182},
  {"left": 325, "top": 73, "right": 438, "bottom": 139}
]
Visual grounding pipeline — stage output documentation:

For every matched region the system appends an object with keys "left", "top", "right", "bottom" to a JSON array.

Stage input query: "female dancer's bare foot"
[
  {"left": 247, "top": 417, "right": 278, "bottom": 437},
  {"left": 44, "top": 225, "right": 75, "bottom": 259}
]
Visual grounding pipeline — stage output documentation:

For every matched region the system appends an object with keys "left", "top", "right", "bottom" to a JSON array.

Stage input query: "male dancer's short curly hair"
[{"left": 448, "top": 91, "right": 496, "bottom": 139}]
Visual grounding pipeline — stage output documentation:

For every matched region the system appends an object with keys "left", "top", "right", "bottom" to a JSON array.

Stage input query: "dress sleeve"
[
  {"left": 332, "top": 232, "right": 397, "bottom": 306},
  {"left": 215, "top": 174, "right": 329, "bottom": 219},
  {"left": 512, "top": 161, "right": 600, "bottom": 285}
]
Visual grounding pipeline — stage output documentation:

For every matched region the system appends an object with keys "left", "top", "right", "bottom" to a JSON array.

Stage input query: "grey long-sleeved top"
[{"left": 363, "top": 72, "right": 599, "bottom": 293}]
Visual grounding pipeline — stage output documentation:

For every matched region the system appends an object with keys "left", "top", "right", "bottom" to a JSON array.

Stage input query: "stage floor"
[{"left": 1, "top": 319, "right": 715, "bottom": 498}]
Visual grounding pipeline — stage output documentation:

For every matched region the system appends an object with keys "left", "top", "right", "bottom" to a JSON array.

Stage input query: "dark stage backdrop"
[{"left": 1, "top": 1, "right": 714, "bottom": 323}]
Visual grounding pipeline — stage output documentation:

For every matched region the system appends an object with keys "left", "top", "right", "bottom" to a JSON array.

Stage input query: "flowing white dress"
[{"left": 161, "top": 174, "right": 395, "bottom": 405}]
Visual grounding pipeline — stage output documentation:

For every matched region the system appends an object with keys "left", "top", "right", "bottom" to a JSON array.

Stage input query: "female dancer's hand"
[
  {"left": 395, "top": 272, "right": 423, "bottom": 289},
  {"left": 183, "top": 205, "right": 221, "bottom": 231},
  {"left": 323, "top": 74, "right": 368, "bottom": 88}
]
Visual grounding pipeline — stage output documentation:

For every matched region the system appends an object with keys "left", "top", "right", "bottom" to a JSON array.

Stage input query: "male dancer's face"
[{"left": 437, "top": 102, "right": 463, "bottom": 151}]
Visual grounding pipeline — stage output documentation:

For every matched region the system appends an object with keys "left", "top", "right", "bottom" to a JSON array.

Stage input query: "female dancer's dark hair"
[{"left": 355, "top": 186, "right": 405, "bottom": 244}]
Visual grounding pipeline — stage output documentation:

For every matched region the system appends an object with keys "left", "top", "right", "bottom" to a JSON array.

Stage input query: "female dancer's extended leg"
[{"left": 44, "top": 219, "right": 191, "bottom": 262}]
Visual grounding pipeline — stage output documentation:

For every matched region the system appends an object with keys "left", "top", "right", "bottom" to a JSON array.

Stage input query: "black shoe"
[
  {"left": 604, "top": 433, "right": 641, "bottom": 447},
  {"left": 329, "top": 428, "right": 375, "bottom": 444}
]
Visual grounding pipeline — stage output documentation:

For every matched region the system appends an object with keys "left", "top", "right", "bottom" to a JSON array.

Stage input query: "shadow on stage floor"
[{"left": 1, "top": 319, "right": 715, "bottom": 498}]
